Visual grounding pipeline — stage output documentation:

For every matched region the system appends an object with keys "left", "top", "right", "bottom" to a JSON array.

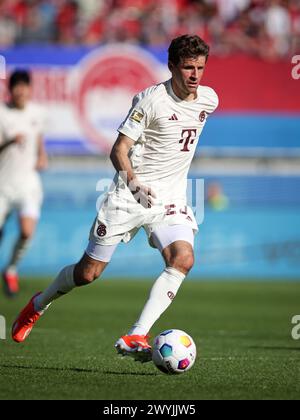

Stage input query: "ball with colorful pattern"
[{"left": 152, "top": 329, "right": 197, "bottom": 374}]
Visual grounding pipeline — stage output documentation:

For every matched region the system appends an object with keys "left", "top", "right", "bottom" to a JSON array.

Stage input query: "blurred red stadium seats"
[{"left": 0, "top": 0, "right": 299, "bottom": 58}]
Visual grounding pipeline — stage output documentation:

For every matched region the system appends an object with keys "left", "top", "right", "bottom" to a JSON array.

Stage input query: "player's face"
[
  {"left": 170, "top": 55, "right": 207, "bottom": 100},
  {"left": 10, "top": 82, "right": 31, "bottom": 109}
]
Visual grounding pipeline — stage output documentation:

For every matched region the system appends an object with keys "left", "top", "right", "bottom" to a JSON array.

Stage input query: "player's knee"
[
  {"left": 20, "top": 224, "right": 36, "bottom": 241},
  {"left": 75, "top": 268, "right": 99, "bottom": 286},
  {"left": 169, "top": 251, "right": 194, "bottom": 274},
  {"left": 83, "top": 271, "right": 99, "bottom": 285},
  {"left": 20, "top": 231, "right": 33, "bottom": 241},
  {"left": 74, "top": 261, "right": 102, "bottom": 286}
]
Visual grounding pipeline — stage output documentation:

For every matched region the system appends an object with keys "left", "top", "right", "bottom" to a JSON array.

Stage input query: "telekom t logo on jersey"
[{"left": 180, "top": 129, "right": 197, "bottom": 152}]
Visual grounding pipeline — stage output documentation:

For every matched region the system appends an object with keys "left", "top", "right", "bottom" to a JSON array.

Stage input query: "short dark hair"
[
  {"left": 168, "top": 35, "right": 210, "bottom": 65},
  {"left": 9, "top": 69, "right": 31, "bottom": 91}
]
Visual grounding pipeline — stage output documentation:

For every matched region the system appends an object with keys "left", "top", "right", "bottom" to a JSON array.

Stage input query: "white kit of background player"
[{"left": 0, "top": 70, "right": 47, "bottom": 297}]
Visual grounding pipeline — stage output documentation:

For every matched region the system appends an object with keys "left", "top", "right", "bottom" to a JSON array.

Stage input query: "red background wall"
[{"left": 203, "top": 56, "right": 300, "bottom": 113}]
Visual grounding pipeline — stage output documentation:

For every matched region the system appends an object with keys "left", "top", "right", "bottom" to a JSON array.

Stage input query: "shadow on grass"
[
  {"left": 0, "top": 364, "right": 96, "bottom": 373},
  {"left": 0, "top": 364, "right": 158, "bottom": 376},
  {"left": 103, "top": 370, "right": 158, "bottom": 376},
  {"left": 249, "top": 346, "right": 300, "bottom": 351}
]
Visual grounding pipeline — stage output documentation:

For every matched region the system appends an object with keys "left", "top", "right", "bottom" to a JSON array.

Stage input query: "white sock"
[
  {"left": 34, "top": 265, "right": 76, "bottom": 312},
  {"left": 128, "top": 267, "right": 186, "bottom": 336},
  {"left": 7, "top": 237, "right": 31, "bottom": 271}
]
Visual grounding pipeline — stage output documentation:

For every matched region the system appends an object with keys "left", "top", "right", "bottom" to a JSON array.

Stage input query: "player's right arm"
[
  {"left": 0, "top": 105, "right": 26, "bottom": 153},
  {"left": 110, "top": 133, "right": 156, "bottom": 208},
  {"left": 0, "top": 134, "right": 24, "bottom": 154}
]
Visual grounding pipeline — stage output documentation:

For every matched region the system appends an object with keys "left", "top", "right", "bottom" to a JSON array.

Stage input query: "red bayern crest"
[
  {"left": 97, "top": 223, "right": 107, "bottom": 237},
  {"left": 199, "top": 111, "right": 206, "bottom": 122}
]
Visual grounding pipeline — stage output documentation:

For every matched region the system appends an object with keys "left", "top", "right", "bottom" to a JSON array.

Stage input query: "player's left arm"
[{"left": 35, "top": 135, "right": 48, "bottom": 171}]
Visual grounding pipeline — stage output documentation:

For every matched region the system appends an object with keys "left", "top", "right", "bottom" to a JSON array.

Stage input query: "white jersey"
[
  {"left": 118, "top": 79, "right": 219, "bottom": 206},
  {"left": 0, "top": 102, "right": 46, "bottom": 189}
]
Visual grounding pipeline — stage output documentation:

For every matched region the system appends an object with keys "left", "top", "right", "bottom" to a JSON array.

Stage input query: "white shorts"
[
  {"left": 85, "top": 191, "right": 198, "bottom": 262},
  {"left": 0, "top": 175, "right": 43, "bottom": 227}
]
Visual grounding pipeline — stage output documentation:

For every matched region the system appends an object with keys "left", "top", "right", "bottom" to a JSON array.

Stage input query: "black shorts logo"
[{"left": 97, "top": 223, "right": 107, "bottom": 237}]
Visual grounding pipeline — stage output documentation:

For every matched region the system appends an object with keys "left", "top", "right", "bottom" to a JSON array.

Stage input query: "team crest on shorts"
[
  {"left": 97, "top": 223, "right": 107, "bottom": 237},
  {"left": 199, "top": 111, "right": 206, "bottom": 122},
  {"left": 167, "top": 291, "right": 175, "bottom": 301}
]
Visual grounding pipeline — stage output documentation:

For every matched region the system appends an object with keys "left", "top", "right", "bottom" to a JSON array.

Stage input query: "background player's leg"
[
  {"left": 128, "top": 239, "right": 194, "bottom": 336},
  {"left": 3, "top": 216, "right": 36, "bottom": 296},
  {"left": 0, "top": 212, "right": 6, "bottom": 245},
  {"left": 0, "top": 219, "right": 6, "bottom": 247},
  {"left": 0, "top": 201, "right": 11, "bottom": 248},
  {"left": 5, "top": 216, "right": 36, "bottom": 273}
]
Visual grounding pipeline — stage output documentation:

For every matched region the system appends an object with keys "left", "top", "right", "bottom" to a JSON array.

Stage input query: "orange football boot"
[
  {"left": 12, "top": 293, "right": 43, "bottom": 343},
  {"left": 115, "top": 334, "right": 152, "bottom": 363}
]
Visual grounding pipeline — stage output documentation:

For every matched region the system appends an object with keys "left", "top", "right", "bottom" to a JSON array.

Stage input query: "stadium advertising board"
[{"left": 0, "top": 45, "right": 168, "bottom": 154}]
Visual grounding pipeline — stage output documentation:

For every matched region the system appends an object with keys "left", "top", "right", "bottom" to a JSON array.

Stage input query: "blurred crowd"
[{"left": 0, "top": 0, "right": 299, "bottom": 58}]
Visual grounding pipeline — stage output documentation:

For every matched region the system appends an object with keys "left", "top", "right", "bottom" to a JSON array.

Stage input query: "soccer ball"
[{"left": 152, "top": 329, "right": 197, "bottom": 374}]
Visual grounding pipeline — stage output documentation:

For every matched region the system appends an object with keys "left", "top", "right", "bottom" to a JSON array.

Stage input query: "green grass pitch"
[{"left": 0, "top": 279, "right": 299, "bottom": 400}]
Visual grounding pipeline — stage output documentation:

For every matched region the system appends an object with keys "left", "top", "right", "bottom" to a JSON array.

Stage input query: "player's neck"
[
  {"left": 9, "top": 100, "right": 27, "bottom": 110},
  {"left": 171, "top": 79, "right": 197, "bottom": 102}
]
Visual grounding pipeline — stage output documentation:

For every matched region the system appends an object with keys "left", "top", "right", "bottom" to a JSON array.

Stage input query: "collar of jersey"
[{"left": 167, "top": 79, "right": 199, "bottom": 105}]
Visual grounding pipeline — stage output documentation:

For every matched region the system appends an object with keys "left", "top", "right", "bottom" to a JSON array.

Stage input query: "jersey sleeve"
[
  {"left": 118, "top": 92, "right": 154, "bottom": 142},
  {"left": 206, "top": 88, "right": 219, "bottom": 115}
]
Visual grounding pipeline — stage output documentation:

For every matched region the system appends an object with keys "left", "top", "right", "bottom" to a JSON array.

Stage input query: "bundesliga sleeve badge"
[{"left": 129, "top": 109, "right": 144, "bottom": 124}]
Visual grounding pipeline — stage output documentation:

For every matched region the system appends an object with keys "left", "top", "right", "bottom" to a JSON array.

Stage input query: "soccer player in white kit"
[
  {"left": 0, "top": 70, "right": 47, "bottom": 297},
  {"left": 12, "top": 35, "right": 219, "bottom": 361}
]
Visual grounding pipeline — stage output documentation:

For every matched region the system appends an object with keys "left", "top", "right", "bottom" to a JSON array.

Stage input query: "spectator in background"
[
  {"left": 55, "top": 0, "right": 79, "bottom": 44},
  {"left": 265, "top": 0, "right": 292, "bottom": 57},
  {"left": 18, "top": 1, "right": 51, "bottom": 43},
  {"left": 0, "top": 16, "right": 18, "bottom": 47},
  {"left": 207, "top": 182, "right": 229, "bottom": 211},
  {"left": 290, "top": 0, "right": 300, "bottom": 54},
  {"left": 0, "top": 0, "right": 19, "bottom": 46},
  {"left": 213, "top": 0, "right": 251, "bottom": 23},
  {"left": 77, "top": 0, "right": 102, "bottom": 22}
]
